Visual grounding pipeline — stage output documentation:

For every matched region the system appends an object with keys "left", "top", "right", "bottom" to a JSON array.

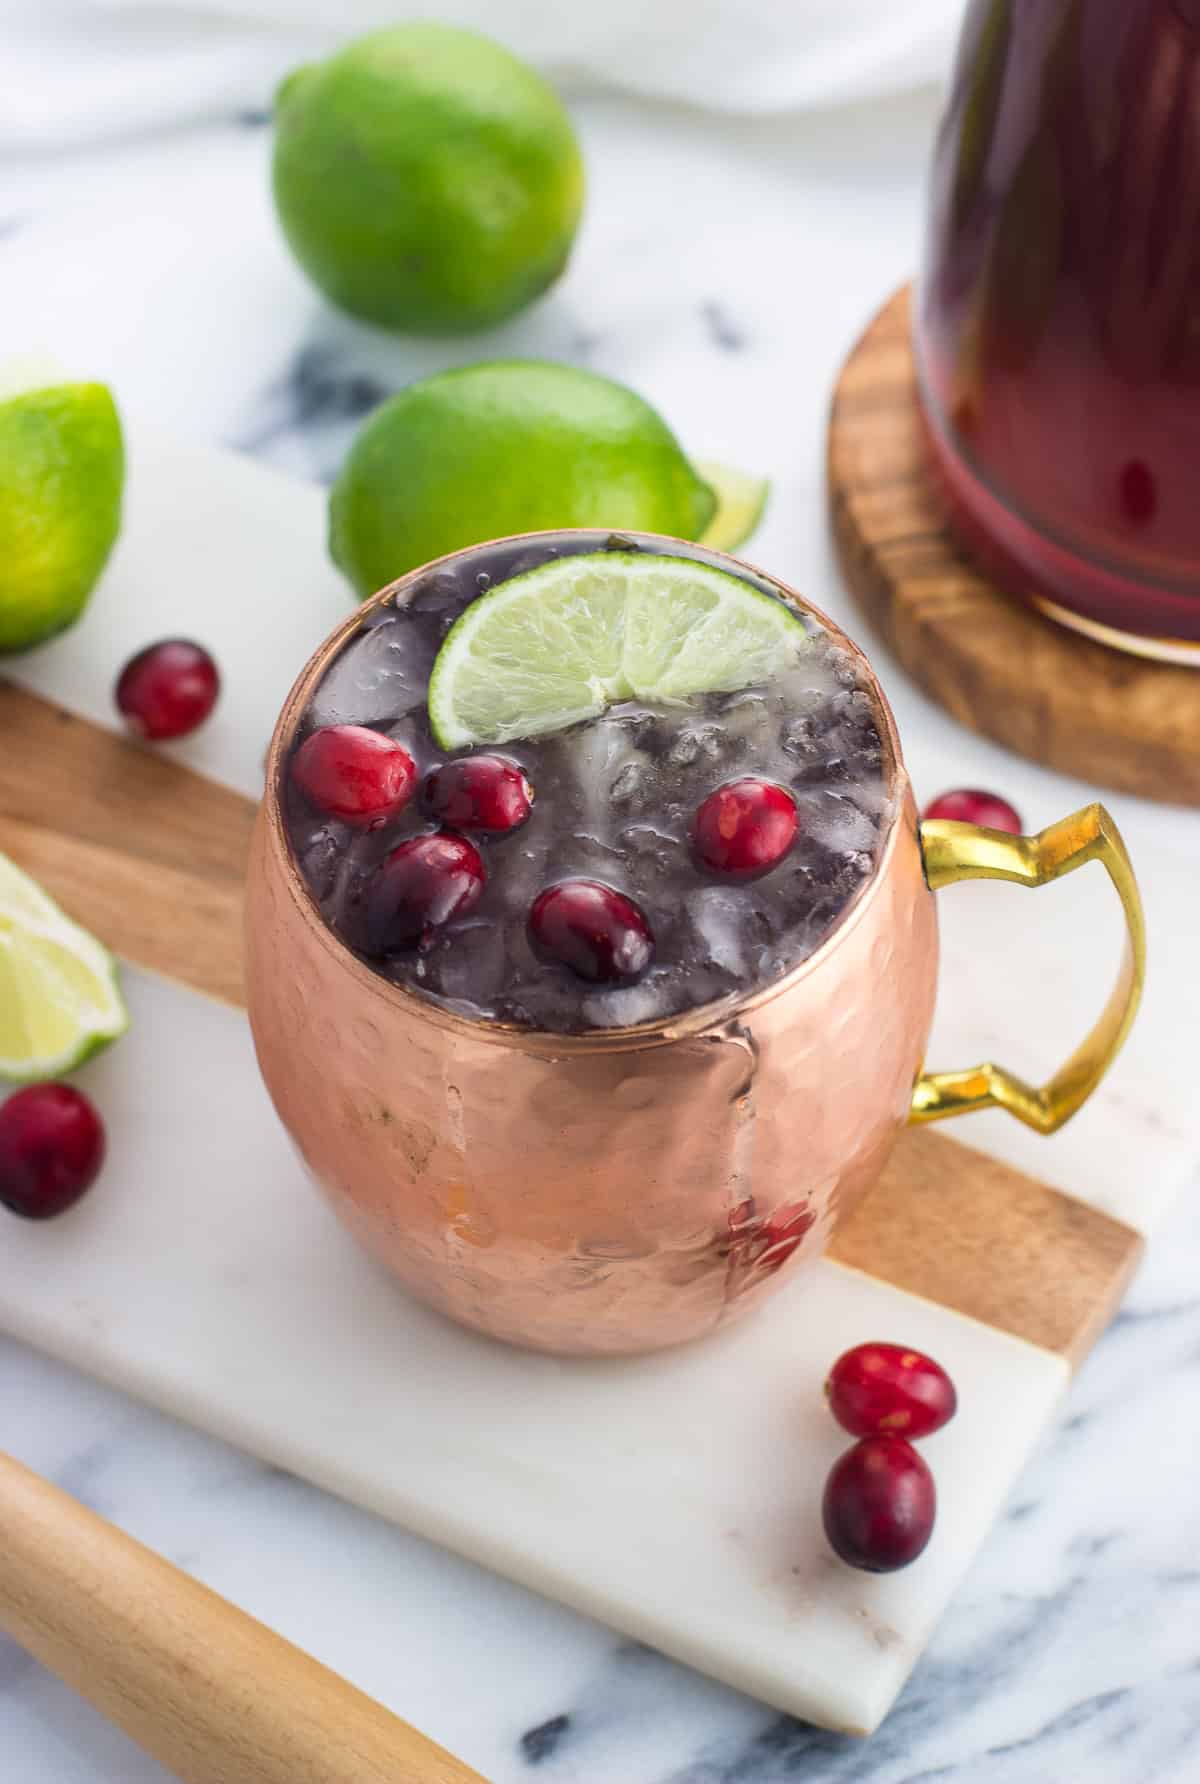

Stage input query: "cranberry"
[
  {"left": 922, "top": 788, "right": 1022, "bottom": 834},
  {"left": 822, "top": 1436, "right": 936, "bottom": 1573},
  {"left": 528, "top": 880, "right": 654, "bottom": 984},
  {"left": 292, "top": 725, "right": 417, "bottom": 827},
  {"left": 693, "top": 778, "right": 798, "bottom": 879},
  {"left": 365, "top": 832, "right": 485, "bottom": 953},
  {"left": 1119, "top": 458, "right": 1156, "bottom": 527},
  {"left": 826, "top": 1342, "right": 957, "bottom": 1440},
  {"left": 426, "top": 755, "right": 533, "bottom": 833},
  {"left": 115, "top": 639, "right": 220, "bottom": 741},
  {"left": 0, "top": 1084, "right": 106, "bottom": 1220}
]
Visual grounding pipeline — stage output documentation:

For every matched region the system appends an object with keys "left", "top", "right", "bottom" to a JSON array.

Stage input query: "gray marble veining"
[{"left": 4, "top": 1170, "right": 1200, "bottom": 1784}]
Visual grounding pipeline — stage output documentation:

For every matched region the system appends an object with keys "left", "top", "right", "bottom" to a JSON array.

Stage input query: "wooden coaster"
[
  {"left": 827, "top": 284, "right": 1200, "bottom": 807},
  {"left": 0, "top": 679, "right": 1141, "bottom": 1368}
]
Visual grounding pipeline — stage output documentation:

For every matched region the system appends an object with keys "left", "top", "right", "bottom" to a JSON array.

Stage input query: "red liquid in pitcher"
[{"left": 916, "top": 0, "right": 1200, "bottom": 656}]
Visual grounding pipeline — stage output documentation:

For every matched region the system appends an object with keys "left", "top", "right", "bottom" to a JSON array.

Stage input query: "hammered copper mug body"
[{"left": 244, "top": 532, "right": 1144, "bottom": 1356}]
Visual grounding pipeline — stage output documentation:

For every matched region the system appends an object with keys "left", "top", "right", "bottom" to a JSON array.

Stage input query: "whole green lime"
[
  {"left": 328, "top": 360, "right": 717, "bottom": 596},
  {"left": 0, "top": 380, "right": 124, "bottom": 653},
  {"left": 272, "top": 23, "right": 585, "bottom": 335}
]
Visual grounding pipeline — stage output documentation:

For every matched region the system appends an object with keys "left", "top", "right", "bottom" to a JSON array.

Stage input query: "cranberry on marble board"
[
  {"left": 822, "top": 1436, "right": 936, "bottom": 1573},
  {"left": 826, "top": 1342, "right": 957, "bottom": 1440},
  {"left": 0, "top": 1084, "right": 106, "bottom": 1220},
  {"left": 115, "top": 639, "right": 220, "bottom": 741}
]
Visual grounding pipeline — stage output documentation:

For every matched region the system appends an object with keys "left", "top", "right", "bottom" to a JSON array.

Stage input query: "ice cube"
[
  {"left": 846, "top": 778, "right": 893, "bottom": 819},
  {"left": 800, "top": 792, "right": 878, "bottom": 857},
  {"left": 780, "top": 715, "right": 818, "bottom": 758},
  {"left": 307, "top": 614, "right": 431, "bottom": 728},
  {"left": 383, "top": 712, "right": 426, "bottom": 756},
  {"left": 409, "top": 570, "right": 467, "bottom": 614},
  {"left": 581, "top": 981, "right": 672, "bottom": 1029},
  {"left": 822, "top": 686, "right": 881, "bottom": 749},
  {"left": 490, "top": 838, "right": 552, "bottom": 928},
  {"left": 688, "top": 887, "right": 748, "bottom": 976},
  {"left": 611, "top": 760, "right": 653, "bottom": 808},
  {"left": 298, "top": 827, "right": 343, "bottom": 900},
  {"left": 790, "top": 753, "right": 850, "bottom": 788},
  {"left": 424, "top": 921, "right": 507, "bottom": 1007},
  {"left": 322, "top": 828, "right": 385, "bottom": 929},
  {"left": 617, "top": 824, "right": 677, "bottom": 873},
  {"left": 564, "top": 712, "right": 651, "bottom": 840},
  {"left": 707, "top": 697, "right": 764, "bottom": 750},
  {"left": 666, "top": 721, "right": 728, "bottom": 769},
  {"left": 666, "top": 727, "right": 703, "bottom": 768}
]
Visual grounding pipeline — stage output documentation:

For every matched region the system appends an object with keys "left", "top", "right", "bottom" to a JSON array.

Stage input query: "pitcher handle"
[{"left": 910, "top": 803, "right": 1145, "bottom": 1134}]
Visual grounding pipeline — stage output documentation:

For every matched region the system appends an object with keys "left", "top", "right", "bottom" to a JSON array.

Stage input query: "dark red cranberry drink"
[
  {"left": 284, "top": 535, "right": 896, "bottom": 1034},
  {"left": 917, "top": 0, "right": 1200, "bottom": 656}
]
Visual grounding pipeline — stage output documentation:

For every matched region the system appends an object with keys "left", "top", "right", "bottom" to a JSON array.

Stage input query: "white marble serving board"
[{"left": 1, "top": 427, "right": 1197, "bottom": 1735}]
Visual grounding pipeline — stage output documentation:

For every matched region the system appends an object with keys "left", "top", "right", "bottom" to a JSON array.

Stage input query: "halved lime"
[
  {"left": 428, "top": 551, "right": 807, "bottom": 749},
  {"left": 0, "top": 357, "right": 124, "bottom": 653},
  {"left": 697, "top": 462, "right": 770, "bottom": 553},
  {"left": 0, "top": 853, "right": 128, "bottom": 1082}
]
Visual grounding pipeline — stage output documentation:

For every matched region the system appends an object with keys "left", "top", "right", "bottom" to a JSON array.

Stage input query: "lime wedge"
[
  {"left": 428, "top": 551, "right": 807, "bottom": 749},
  {"left": 697, "top": 462, "right": 770, "bottom": 553},
  {"left": 0, "top": 853, "right": 128, "bottom": 1082}
]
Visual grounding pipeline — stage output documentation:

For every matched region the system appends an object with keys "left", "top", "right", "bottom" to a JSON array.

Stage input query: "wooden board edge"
[{"left": 830, "top": 1125, "right": 1143, "bottom": 1371}]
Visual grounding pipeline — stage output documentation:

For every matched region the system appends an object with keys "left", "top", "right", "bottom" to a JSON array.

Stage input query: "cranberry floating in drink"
[
  {"left": 365, "top": 833, "right": 485, "bottom": 954},
  {"left": 528, "top": 880, "right": 654, "bottom": 984},
  {"left": 292, "top": 724, "right": 417, "bottom": 827},
  {"left": 917, "top": 0, "right": 1200, "bottom": 657},
  {"left": 425, "top": 755, "right": 533, "bottom": 832},
  {"left": 693, "top": 777, "right": 798, "bottom": 879},
  {"left": 282, "top": 536, "right": 894, "bottom": 1032}
]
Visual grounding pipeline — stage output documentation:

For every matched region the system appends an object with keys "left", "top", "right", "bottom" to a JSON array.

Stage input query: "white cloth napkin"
[{"left": 3, "top": 0, "right": 964, "bottom": 149}]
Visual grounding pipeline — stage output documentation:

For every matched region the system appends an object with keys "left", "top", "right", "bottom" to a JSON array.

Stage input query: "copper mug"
[{"left": 244, "top": 531, "right": 1145, "bottom": 1356}]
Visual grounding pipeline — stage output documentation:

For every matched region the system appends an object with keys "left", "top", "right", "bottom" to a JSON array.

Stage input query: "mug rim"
[{"left": 260, "top": 528, "right": 913, "bottom": 1057}]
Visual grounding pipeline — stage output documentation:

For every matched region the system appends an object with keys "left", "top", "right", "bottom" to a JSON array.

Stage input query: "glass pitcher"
[{"left": 916, "top": 0, "right": 1200, "bottom": 661}]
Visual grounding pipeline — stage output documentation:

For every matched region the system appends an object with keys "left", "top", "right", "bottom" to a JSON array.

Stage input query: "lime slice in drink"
[
  {"left": 0, "top": 852, "right": 128, "bottom": 1082},
  {"left": 428, "top": 551, "right": 807, "bottom": 749},
  {"left": 697, "top": 462, "right": 770, "bottom": 552}
]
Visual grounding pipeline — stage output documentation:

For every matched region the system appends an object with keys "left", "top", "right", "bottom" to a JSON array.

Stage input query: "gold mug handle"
[{"left": 910, "top": 803, "right": 1146, "bottom": 1134}]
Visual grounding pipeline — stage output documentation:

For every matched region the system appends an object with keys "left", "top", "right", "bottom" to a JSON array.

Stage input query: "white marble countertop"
[{"left": 3, "top": 83, "right": 1200, "bottom": 1783}]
